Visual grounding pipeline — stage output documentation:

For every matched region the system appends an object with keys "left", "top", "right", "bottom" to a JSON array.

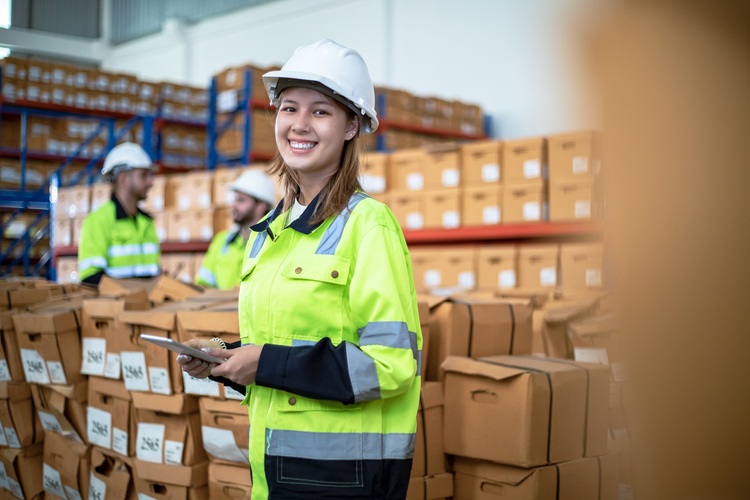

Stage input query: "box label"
[
  {"left": 0, "top": 462, "right": 9, "bottom": 490},
  {"left": 406, "top": 212, "right": 423, "bottom": 230},
  {"left": 148, "top": 366, "right": 171, "bottom": 395},
  {"left": 121, "top": 351, "right": 149, "bottom": 391},
  {"left": 113, "top": 427, "right": 129, "bottom": 456},
  {"left": 43, "top": 463, "right": 67, "bottom": 498},
  {"left": 483, "top": 206, "right": 500, "bottom": 224},
  {"left": 183, "top": 371, "right": 220, "bottom": 397},
  {"left": 499, "top": 270, "right": 517, "bottom": 288},
  {"left": 574, "top": 347, "right": 609, "bottom": 365},
  {"left": 424, "top": 270, "right": 441, "bottom": 288},
  {"left": 523, "top": 201, "right": 541, "bottom": 221},
  {"left": 3, "top": 426, "right": 19, "bottom": 448},
  {"left": 585, "top": 268, "right": 602, "bottom": 287},
  {"left": 164, "top": 440, "right": 184, "bottom": 465},
  {"left": 572, "top": 156, "right": 589, "bottom": 174},
  {"left": 136, "top": 422, "right": 165, "bottom": 463},
  {"left": 442, "top": 169, "right": 460, "bottom": 187},
  {"left": 523, "top": 159, "right": 541, "bottom": 178},
  {"left": 0, "top": 426, "right": 6, "bottom": 446},
  {"left": 442, "top": 211, "right": 460, "bottom": 228},
  {"left": 65, "top": 485, "right": 83, "bottom": 500},
  {"left": 104, "top": 353, "right": 121, "bottom": 379},
  {"left": 87, "top": 406, "right": 112, "bottom": 448},
  {"left": 575, "top": 200, "right": 591, "bottom": 218},
  {"left": 21, "top": 348, "right": 51, "bottom": 384},
  {"left": 482, "top": 163, "right": 500, "bottom": 182},
  {"left": 539, "top": 267, "right": 557, "bottom": 286},
  {"left": 406, "top": 173, "right": 424, "bottom": 191},
  {"left": 360, "top": 174, "right": 385, "bottom": 194},
  {"left": 81, "top": 337, "right": 107, "bottom": 376},
  {"left": 458, "top": 271, "right": 476, "bottom": 289},
  {"left": 89, "top": 473, "right": 106, "bottom": 500},
  {"left": 201, "top": 425, "right": 248, "bottom": 463},
  {"left": 225, "top": 386, "right": 245, "bottom": 400},
  {"left": 0, "top": 360, "right": 10, "bottom": 382}
]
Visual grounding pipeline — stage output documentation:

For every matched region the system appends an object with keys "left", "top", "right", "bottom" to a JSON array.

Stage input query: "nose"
[{"left": 291, "top": 114, "right": 310, "bottom": 134}]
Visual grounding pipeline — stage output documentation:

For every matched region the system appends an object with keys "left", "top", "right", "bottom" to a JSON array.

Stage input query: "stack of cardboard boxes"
[{"left": 0, "top": 273, "right": 631, "bottom": 499}]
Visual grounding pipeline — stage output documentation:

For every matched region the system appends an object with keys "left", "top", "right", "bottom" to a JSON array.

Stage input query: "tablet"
[{"left": 140, "top": 334, "right": 226, "bottom": 364}]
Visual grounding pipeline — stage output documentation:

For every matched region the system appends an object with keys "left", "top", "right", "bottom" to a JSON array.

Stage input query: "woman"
[{"left": 179, "top": 39, "right": 422, "bottom": 499}]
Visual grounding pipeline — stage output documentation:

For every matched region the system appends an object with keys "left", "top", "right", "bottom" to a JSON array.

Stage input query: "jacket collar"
[
  {"left": 250, "top": 192, "right": 324, "bottom": 236},
  {"left": 112, "top": 193, "right": 152, "bottom": 220}
]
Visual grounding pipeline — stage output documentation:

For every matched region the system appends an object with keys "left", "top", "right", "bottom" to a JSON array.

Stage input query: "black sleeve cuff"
[
  {"left": 208, "top": 374, "right": 247, "bottom": 396},
  {"left": 255, "top": 343, "right": 291, "bottom": 390}
]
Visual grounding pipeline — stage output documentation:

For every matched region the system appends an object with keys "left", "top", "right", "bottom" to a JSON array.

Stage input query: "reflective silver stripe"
[
  {"left": 79, "top": 257, "right": 107, "bottom": 272},
  {"left": 108, "top": 243, "right": 142, "bottom": 257},
  {"left": 142, "top": 242, "right": 159, "bottom": 255},
  {"left": 292, "top": 339, "right": 316, "bottom": 347},
  {"left": 107, "top": 263, "right": 160, "bottom": 278},
  {"left": 197, "top": 267, "right": 217, "bottom": 287},
  {"left": 345, "top": 343, "right": 381, "bottom": 403},
  {"left": 358, "top": 321, "right": 413, "bottom": 350},
  {"left": 109, "top": 243, "right": 159, "bottom": 257},
  {"left": 266, "top": 429, "right": 415, "bottom": 460},
  {"left": 249, "top": 231, "right": 267, "bottom": 259},
  {"left": 316, "top": 192, "right": 368, "bottom": 255}
]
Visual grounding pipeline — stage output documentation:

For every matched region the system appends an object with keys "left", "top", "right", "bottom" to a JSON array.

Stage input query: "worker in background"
[
  {"left": 195, "top": 169, "right": 277, "bottom": 289},
  {"left": 78, "top": 142, "right": 160, "bottom": 285}
]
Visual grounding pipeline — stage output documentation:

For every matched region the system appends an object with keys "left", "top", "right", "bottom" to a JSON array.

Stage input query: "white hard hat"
[
  {"left": 263, "top": 39, "right": 379, "bottom": 134},
  {"left": 101, "top": 142, "right": 154, "bottom": 176},
  {"left": 229, "top": 169, "right": 278, "bottom": 206}
]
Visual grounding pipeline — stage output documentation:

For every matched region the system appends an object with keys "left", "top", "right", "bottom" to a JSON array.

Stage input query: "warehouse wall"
[{"left": 101, "top": 0, "right": 615, "bottom": 140}]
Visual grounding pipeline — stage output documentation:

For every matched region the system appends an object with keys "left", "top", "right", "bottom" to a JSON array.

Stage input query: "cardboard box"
[
  {"left": 55, "top": 185, "right": 91, "bottom": 219},
  {"left": 133, "top": 460, "right": 208, "bottom": 499},
  {"left": 442, "top": 354, "right": 610, "bottom": 466},
  {"left": 212, "top": 168, "right": 242, "bottom": 207},
  {"left": 42, "top": 430, "right": 90, "bottom": 500},
  {"left": 476, "top": 245, "right": 518, "bottom": 290},
  {"left": 412, "top": 382, "right": 446, "bottom": 477},
  {"left": 388, "top": 191, "right": 425, "bottom": 231},
  {"left": 30, "top": 383, "right": 87, "bottom": 445},
  {"left": 503, "top": 179, "right": 548, "bottom": 223},
  {"left": 425, "top": 145, "right": 461, "bottom": 189},
  {"left": 141, "top": 174, "right": 168, "bottom": 213},
  {"left": 0, "top": 311, "right": 25, "bottom": 381},
  {"left": 161, "top": 253, "right": 196, "bottom": 284},
  {"left": 134, "top": 397, "right": 205, "bottom": 466},
  {"left": 90, "top": 182, "right": 111, "bottom": 213},
  {"left": 167, "top": 208, "right": 214, "bottom": 242},
  {"left": 173, "top": 171, "right": 213, "bottom": 211},
  {"left": 118, "top": 301, "right": 215, "bottom": 395},
  {"left": 503, "top": 136, "right": 547, "bottom": 182},
  {"left": 518, "top": 244, "right": 559, "bottom": 289},
  {"left": 410, "top": 247, "right": 476, "bottom": 294},
  {"left": 569, "top": 312, "right": 624, "bottom": 375},
  {"left": 198, "top": 397, "right": 249, "bottom": 465},
  {"left": 559, "top": 243, "right": 605, "bottom": 291},
  {"left": 213, "top": 207, "right": 234, "bottom": 235},
  {"left": 0, "top": 382, "right": 41, "bottom": 448},
  {"left": 88, "top": 447, "right": 136, "bottom": 500},
  {"left": 177, "top": 302, "right": 243, "bottom": 399},
  {"left": 453, "top": 457, "right": 557, "bottom": 500},
  {"left": 424, "top": 296, "right": 532, "bottom": 381},
  {"left": 542, "top": 297, "right": 601, "bottom": 359},
  {"left": 80, "top": 295, "right": 150, "bottom": 379},
  {"left": 208, "top": 462, "right": 252, "bottom": 499},
  {"left": 12, "top": 302, "right": 85, "bottom": 386},
  {"left": 549, "top": 178, "right": 595, "bottom": 221},
  {"left": 463, "top": 185, "right": 503, "bottom": 226},
  {"left": 0, "top": 442, "right": 44, "bottom": 499},
  {"left": 548, "top": 130, "right": 601, "bottom": 181},
  {"left": 360, "top": 151, "right": 389, "bottom": 194},
  {"left": 461, "top": 139, "right": 503, "bottom": 186},
  {"left": 406, "top": 472, "right": 454, "bottom": 500},
  {"left": 152, "top": 211, "right": 168, "bottom": 242},
  {"left": 423, "top": 189, "right": 461, "bottom": 229},
  {"left": 87, "top": 376, "right": 136, "bottom": 457},
  {"left": 390, "top": 148, "right": 429, "bottom": 191}
]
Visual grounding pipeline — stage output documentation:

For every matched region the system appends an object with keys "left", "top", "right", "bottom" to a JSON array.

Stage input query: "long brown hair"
[{"left": 267, "top": 104, "right": 364, "bottom": 226}]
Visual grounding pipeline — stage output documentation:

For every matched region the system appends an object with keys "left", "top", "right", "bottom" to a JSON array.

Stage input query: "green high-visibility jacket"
[
  {"left": 78, "top": 194, "right": 161, "bottom": 283},
  {"left": 194, "top": 229, "right": 246, "bottom": 289},
  {"left": 238, "top": 191, "right": 422, "bottom": 499}
]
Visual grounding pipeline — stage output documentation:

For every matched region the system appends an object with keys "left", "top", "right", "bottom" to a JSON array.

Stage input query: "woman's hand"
[
  {"left": 208, "top": 345, "right": 263, "bottom": 386},
  {"left": 176, "top": 338, "right": 223, "bottom": 379}
]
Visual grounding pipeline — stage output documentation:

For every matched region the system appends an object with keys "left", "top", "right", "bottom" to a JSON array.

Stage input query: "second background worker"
[{"left": 195, "top": 169, "right": 277, "bottom": 289}]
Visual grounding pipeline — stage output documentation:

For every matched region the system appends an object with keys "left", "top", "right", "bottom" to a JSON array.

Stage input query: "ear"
[{"left": 345, "top": 116, "right": 360, "bottom": 141}]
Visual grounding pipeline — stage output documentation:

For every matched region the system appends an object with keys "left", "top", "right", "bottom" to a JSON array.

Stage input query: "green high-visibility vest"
[
  {"left": 194, "top": 229, "right": 246, "bottom": 289},
  {"left": 78, "top": 195, "right": 160, "bottom": 282}
]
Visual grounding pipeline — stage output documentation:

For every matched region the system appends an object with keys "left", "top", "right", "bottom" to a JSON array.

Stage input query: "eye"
[
  {"left": 280, "top": 105, "right": 296, "bottom": 113},
  {"left": 313, "top": 108, "right": 330, "bottom": 116}
]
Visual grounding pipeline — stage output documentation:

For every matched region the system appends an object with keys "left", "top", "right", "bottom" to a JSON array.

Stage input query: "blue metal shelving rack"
[{"left": 0, "top": 66, "right": 155, "bottom": 280}]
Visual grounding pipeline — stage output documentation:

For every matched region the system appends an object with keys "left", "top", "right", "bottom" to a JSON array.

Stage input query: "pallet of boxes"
[{"left": 0, "top": 274, "right": 256, "bottom": 499}]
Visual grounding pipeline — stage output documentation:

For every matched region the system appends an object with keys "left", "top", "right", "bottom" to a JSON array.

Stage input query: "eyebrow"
[{"left": 280, "top": 98, "right": 336, "bottom": 107}]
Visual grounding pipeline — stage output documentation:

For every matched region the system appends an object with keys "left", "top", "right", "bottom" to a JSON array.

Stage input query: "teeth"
[{"left": 290, "top": 141, "right": 314, "bottom": 150}]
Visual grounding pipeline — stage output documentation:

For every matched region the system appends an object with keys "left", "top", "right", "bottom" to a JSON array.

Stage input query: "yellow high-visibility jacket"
[
  {"left": 78, "top": 194, "right": 160, "bottom": 283},
  {"left": 239, "top": 191, "right": 422, "bottom": 499},
  {"left": 194, "top": 229, "right": 246, "bottom": 289}
]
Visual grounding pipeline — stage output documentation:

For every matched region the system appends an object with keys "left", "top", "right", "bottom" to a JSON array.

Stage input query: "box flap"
[
  {"left": 419, "top": 381, "right": 443, "bottom": 411},
  {"left": 131, "top": 392, "right": 198, "bottom": 414},
  {"left": 441, "top": 355, "right": 525, "bottom": 382},
  {"left": 452, "top": 457, "right": 542, "bottom": 486},
  {"left": 134, "top": 460, "right": 208, "bottom": 487},
  {"left": 569, "top": 312, "right": 618, "bottom": 337}
]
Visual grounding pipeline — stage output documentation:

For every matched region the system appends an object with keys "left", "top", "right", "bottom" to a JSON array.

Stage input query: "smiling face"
[{"left": 274, "top": 87, "right": 359, "bottom": 188}]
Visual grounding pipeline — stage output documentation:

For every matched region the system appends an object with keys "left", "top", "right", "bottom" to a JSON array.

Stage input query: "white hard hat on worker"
[
  {"left": 228, "top": 169, "right": 278, "bottom": 206},
  {"left": 101, "top": 142, "right": 155, "bottom": 179},
  {"left": 262, "top": 38, "right": 379, "bottom": 134}
]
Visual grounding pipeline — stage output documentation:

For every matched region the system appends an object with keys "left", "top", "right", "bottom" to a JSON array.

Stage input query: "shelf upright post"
[
  {"left": 48, "top": 172, "right": 58, "bottom": 282},
  {"left": 375, "top": 92, "right": 387, "bottom": 152},
  {"left": 19, "top": 110, "right": 28, "bottom": 194},
  {"left": 141, "top": 115, "right": 154, "bottom": 160},
  {"left": 242, "top": 67, "right": 252, "bottom": 165},
  {"left": 207, "top": 77, "right": 218, "bottom": 170}
]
